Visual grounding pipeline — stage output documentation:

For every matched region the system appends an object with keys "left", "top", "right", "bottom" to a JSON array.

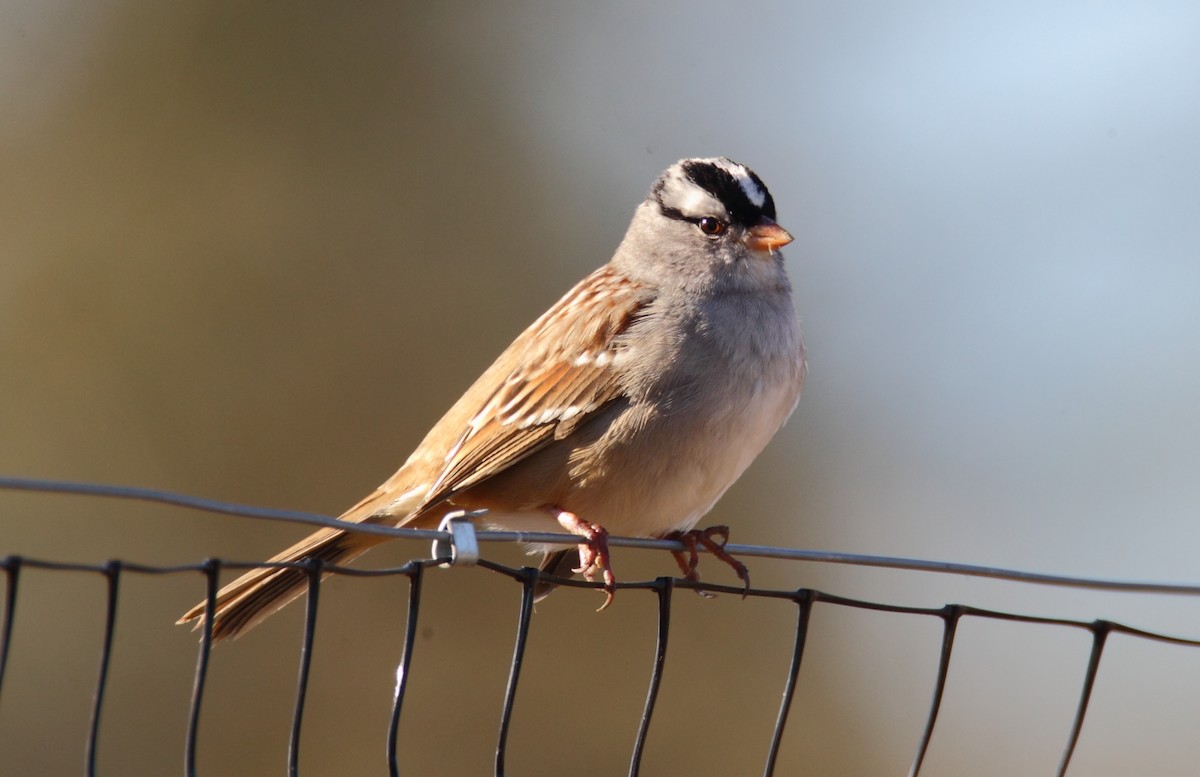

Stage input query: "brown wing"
[{"left": 420, "top": 265, "right": 653, "bottom": 507}]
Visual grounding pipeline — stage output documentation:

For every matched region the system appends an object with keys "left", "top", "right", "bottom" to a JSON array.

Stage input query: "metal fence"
[{"left": 2, "top": 477, "right": 1199, "bottom": 777}]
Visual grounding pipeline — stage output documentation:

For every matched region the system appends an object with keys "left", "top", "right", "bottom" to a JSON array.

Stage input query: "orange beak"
[{"left": 745, "top": 218, "right": 794, "bottom": 254}]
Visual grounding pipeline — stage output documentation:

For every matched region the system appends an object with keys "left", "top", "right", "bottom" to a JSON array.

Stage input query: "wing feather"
[{"left": 422, "top": 266, "right": 652, "bottom": 505}]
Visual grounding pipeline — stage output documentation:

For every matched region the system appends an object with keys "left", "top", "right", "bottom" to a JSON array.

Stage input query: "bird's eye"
[{"left": 697, "top": 217, "right": 726, "bottom": 237}]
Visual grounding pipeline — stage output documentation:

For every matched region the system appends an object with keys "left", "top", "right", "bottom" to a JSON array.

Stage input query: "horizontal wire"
[
  {"left": 0, "top": 475, "right": 439, "bottom": 540},
  {"left": 4, "top": 475, "right": 1200, "bottom": 597},
  {"left": 5, "top": 553, "right": 1200, "bottom": 650}
]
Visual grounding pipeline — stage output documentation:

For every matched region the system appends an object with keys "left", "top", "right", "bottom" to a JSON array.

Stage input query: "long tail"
[{"left": 176, "top": 527, "right": 387, "bottom": 641}]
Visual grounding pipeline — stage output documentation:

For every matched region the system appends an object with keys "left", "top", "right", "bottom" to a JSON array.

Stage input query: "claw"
[
  {"left": 664, "top": 525, "right": 751, "bottom": 598},
  {"left": 546, "top": 507, "right": 616, "bottom": 610},
  {"left": 667, "top": 530, "right": 715, "bottom": 598}
]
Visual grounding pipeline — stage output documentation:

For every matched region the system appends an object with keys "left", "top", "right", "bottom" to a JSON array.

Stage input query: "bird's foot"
[
  {"left": 547, "top": 507, "right": 615, "bottom": 610},
  {"left": 664, "top": 525, "right": 750, "bottom": 598}
]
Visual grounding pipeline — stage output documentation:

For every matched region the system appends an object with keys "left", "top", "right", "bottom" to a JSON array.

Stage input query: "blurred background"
[{"left": 3, "top": 1, "right": 1200, "bottom": 774}]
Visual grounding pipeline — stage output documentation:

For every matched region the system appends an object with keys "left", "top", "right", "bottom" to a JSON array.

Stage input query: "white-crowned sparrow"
[{"left": 180, "top": 157, "right": 805, "bottom": 639}]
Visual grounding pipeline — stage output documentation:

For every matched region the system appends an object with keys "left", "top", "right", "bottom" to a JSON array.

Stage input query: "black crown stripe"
[{"left": 651, "top": 159, "right": 776, "bottom": 229}]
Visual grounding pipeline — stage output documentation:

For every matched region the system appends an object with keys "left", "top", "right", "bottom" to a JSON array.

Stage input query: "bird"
[{"left": 178, "top": 157, "right": 805, "bottom": 640}]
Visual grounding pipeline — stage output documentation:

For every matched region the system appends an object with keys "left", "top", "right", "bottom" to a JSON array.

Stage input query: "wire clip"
[{"left": 432, "top": 510, "right": 483, "bottom": 567}]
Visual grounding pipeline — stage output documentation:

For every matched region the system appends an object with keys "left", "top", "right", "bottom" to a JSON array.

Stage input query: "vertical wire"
[
  {"left": 387, "top": 562, "right": 426, "bottom": 777},
  {"left": 627, "top": 577, "right": 674, "bottom": 777},
  {"left": 185, "top": 559, "right": 220, "bottom": 777},
  {"left": 762, "top": 589, "right": 816, "bottom": 777},
  {"left": 0, "top": 557, "right": 21, "bottom": 705},
  {"left": 288, "top": 560, "right": 323, "bottom": 777},
  {"left": 495, "top": 568, "right": 538, "bottom": 777},
  {"left": 907, "top": 605, "right": 964, "bottom": 777},
  {"left": 1055, "top": 621, "right": 1111, "bottom": 777},
  {"left": 85, "top": 561, "right": 122, "bottom": 777}
]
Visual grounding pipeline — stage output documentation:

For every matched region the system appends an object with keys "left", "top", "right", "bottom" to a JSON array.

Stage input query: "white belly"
[{"left": 481, "top": 365, "right": 802, "bottom": 545}]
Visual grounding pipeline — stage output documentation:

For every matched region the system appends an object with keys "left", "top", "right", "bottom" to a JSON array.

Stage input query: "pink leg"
[
  {"left": 663, "top": 525, "right": 751, "bottom": 598},
  {"left": 665, "top": 530, "right": 715, "bottom": 599},
  {"left": 545, "top": 507, "right": 616, "bottom": 610}
]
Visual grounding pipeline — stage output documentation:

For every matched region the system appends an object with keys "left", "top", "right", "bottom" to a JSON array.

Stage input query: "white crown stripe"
[
  {"left": 714, "top": 159, "right": 767, "bottom": 209},
  {"left": 737, "top": 174, "right": 766, "bottom": 208}
]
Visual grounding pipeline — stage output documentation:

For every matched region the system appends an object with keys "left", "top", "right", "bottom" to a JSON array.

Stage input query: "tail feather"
[{"left": 177, "top": 527, "right": 384, "bottom": 641}]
